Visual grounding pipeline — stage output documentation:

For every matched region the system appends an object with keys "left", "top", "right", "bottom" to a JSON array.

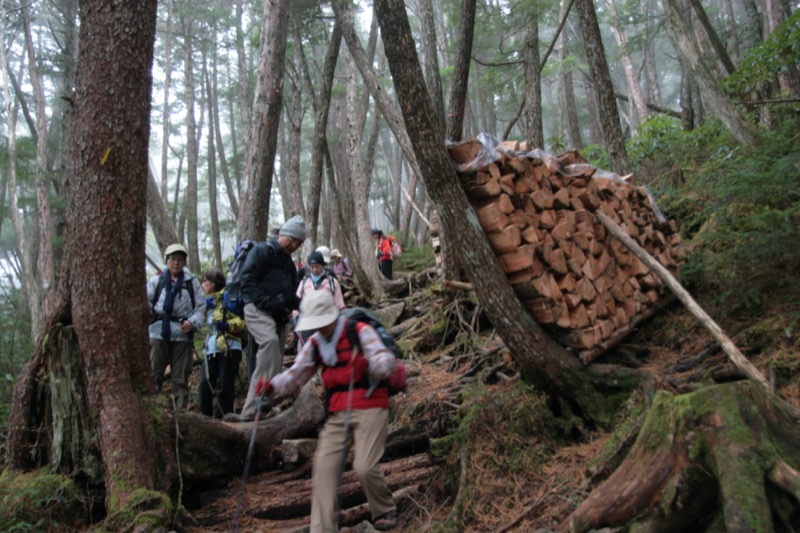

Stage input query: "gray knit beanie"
[{"left": 279, "top": 215, "right": 307, "bottom": 241}]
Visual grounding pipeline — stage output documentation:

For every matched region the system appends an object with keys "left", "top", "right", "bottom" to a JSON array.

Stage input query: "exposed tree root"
[{"left": 559, "top": 380, "right": 800, "bottom": 532}]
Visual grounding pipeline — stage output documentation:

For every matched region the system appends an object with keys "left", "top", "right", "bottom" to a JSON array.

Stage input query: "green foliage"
[
  {"left": 724, "top": 10, "right": 800, "bottom": 100},
  {"left": 392, "top": 235, "right": 435, "bottom": 272},
  {"left": 580, "top": 143, "right": 611, "bottom": 170},
  {"left": 0, "top": 281, "right": 34, "bottom": 446},
  {"left": 661, "top": 119, "right": 800, "bottom": 317},
  {"left": 0, "top": 471, "right": 86, "bottom": 531}
]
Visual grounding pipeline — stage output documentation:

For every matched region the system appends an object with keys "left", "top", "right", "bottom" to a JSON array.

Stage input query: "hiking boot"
[{"left": 374, "top": 513, "right": 396, "bottom": 531}]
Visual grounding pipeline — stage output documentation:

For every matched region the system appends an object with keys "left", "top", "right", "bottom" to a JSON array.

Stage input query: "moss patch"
[{"left": 0, "top": 470, "right": 86, "bottom": 531}]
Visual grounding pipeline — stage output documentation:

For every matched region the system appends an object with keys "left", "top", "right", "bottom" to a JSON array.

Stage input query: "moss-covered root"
[
  {"left": 103, "top": 488, "right": 191, "bottom": 532},
  {"left": 559, "top": 381, "right": 800, "bottom": 532}
]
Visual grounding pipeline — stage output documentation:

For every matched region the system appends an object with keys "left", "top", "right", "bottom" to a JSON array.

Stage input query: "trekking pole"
[
  {"left": 333, "top": 350, "right": 358, "bottom": 530},
  {"left": 232, "top": 392, "right": 272, "bottom": 532}
]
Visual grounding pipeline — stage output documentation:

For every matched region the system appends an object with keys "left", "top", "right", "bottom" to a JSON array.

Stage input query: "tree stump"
[{"left": 559, "top": 381, "right": 800, "bottom": 532}]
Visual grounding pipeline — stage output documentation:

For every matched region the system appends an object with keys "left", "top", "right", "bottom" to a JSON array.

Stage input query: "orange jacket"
[{"left": 376, "top": 235, "right": 392, "bottom": 262}]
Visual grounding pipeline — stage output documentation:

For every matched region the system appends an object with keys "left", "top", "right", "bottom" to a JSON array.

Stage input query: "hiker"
[
  {"left": 198, "top": 269, "right": 244, "bottom": 418},
  {"left": 372, "top": 228, "right": 393, "bottom": 280},
  {"left": 225, "top": 215, "right": 305, "bottom": 422},
  {"left": 298, "top": 245, "right": 337, "bottom": 282},
  {"left": 147, "top": 243, "right": 205, "bottom": 409},
  {"left": 330, "top": 248, "right": 353, "bottom": 279},
  {"left": 295, "top": 251, "right": 346, "bottom": 343},
  {"left": 255, "top": 290, "right": 399, "bottom": 532}
]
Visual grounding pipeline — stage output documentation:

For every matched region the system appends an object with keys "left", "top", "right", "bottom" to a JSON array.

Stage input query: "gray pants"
[
  {"left": 240, "top": 303, "right": 287, "bottom": 419},
  {"left": 150, "top": 339, "right": 194, "bottom": 409}
]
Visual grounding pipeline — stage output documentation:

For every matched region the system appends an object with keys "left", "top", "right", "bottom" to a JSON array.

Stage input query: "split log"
[
  {"left": 446, "top": 140, "right": 686, "bottom": 358},
  {"left": 596, "top": 212, "right": 768, "bottom": 388}
]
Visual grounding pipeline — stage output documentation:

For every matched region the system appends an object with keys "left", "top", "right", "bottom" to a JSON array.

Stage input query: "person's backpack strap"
[{"left": 152, "top": 276, "right": 196, "bottom": 312}]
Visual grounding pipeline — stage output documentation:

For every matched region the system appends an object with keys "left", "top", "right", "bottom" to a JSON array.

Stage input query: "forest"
[{"left": 0, "top": 0, "right": 799, "bottom": 531}]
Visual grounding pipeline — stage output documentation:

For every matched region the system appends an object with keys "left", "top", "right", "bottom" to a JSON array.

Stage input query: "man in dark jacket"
[{"left": 225, "top": 215, "right": 305, "bottom": 422}]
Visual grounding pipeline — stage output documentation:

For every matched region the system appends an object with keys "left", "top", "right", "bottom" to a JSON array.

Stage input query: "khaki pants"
[
  {"left": 310, "top": 408, "right": 395, "bottom": 533},
  {"left": 240, "top": 303, "right": 287, "bottom": 419},
  {"left": 150, "top": 339, "right": 194, "bottom": 409}
]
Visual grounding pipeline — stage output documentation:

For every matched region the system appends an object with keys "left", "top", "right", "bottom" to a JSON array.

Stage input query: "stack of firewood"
[{"left": 447, "top": 139, "right": 686, "bottom": 362}]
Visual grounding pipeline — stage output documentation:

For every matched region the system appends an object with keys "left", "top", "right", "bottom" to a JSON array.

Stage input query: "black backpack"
[{"left": 224, "top": 239, "right": 279, "bottom": 316}]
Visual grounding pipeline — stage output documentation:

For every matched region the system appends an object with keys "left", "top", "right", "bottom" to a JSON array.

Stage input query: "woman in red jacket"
[{"left": 371, "top": 228, "right": 393, "bottom": 280}]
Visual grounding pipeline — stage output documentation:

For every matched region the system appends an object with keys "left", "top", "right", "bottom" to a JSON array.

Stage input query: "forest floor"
[{"left": 181, "top": 276, "right": 800, "bottom": 533}]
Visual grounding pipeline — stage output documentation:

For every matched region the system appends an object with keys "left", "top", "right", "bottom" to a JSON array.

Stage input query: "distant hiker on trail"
[
  {"left": 298, "top": 245, "right": 337, "bottom": 283},
  {"left": 255, "top": 290, "right": 399, "bottom": 532},
  {"left": 330, "top": 248, "right": 353, "bottom": 279},
  {"left": 224, "top": 216, "right": 305, "bottom": 422},
  {"left": 198, "top": 269, "right": 244, "bottom": 418},
  {"left": 147, "top": 243, "right": 205, "bottom": 409},
  {"left": 295, "top": 251, "right": 345, "bottom": 343},
  {"left": 372, "top": 228, "right": 393, "bottom": 280}
]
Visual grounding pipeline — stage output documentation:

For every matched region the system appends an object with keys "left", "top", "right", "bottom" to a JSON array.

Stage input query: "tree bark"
[
  {"left": 183, "top": 14, "right": 202, "bottom": 271},
  {"left": 237, "top": 0, "right": 289, "bottom": 241},
  {"left": 146, "top": 163, "right": 181, "bottom": 257},
  {"left": 575, "top": 0, "right": 631, "bottom": 175},
  {"left": 211, "top": 46, "right": 240, "bottom": 219},
  {"left": 445, "top": 0, "right": 476, "bottom": 143},
  {"left": 8, "top": 0, "right": 162, "bottom": 509},
  {"left": 204, "top": 53, "right": 223, "bottom": 270},
  {"left": 159, "top": 0, "right": 174, "bottom": 203},
  {"left": 418, "top": 0, "right": 446, "bottom": 136},
  {"left": 524, "top": 8, "right": 544, "bottom": 149},
  {"left": 22, "top": 1, "right": 57, "bottom": 331},
  {"left": 304, "top": 19, "right": 340, "bottom": 249},
  {"left": 605, "top": 0, "right": 649, "bottom": 134}
]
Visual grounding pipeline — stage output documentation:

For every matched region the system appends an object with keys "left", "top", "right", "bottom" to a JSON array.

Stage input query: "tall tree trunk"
[
  {"left": 286, "top": 25, "right": 307, "bottom": 220},
  {"left": 181, "top": 14, "right": 201, "bottom": 270},
  {"left": 146, "top": 163, "right": 180, "bottom": 256},
  {"left": 605, "top": 0, "right": 649, "bottom": 134},
  {"left": 7, "top": 0, "right": 162, "bottom": 510},
  {"left": 418, "top": 0, "right": 446, "bottom": 136},
  {"left": 331, "top": 0, "right": 423, "bottom": 190},
  {"left": 373, "top": 0, "right": 632, "bottom": 418},
  {"left": 524, "top": 9, "right": 544, "bottom": 148},
  {"left": 237, "top": 0, "right": 289, "bottom": 241},
  {"left": 662, "top": 0, "right": 757, "bottom": 145},
  {"left": 159, "top": 0, "right": 174, "bottom": 202},
  {"left": 204, "top": 54, "right": 222, "bottom": 270},
  {"left": 22, "top": 1, "right": 57, "bottom": 329},
  {"left": 305, "top": 20, "right": 341, "bottom": 250},
  {"left": 559, "top": 7, "right": 583, "bottom": 149},
  {"left": 212, "top": 47, "right": 239, "bottom": 218},
  {"left": 686, "top": 0, "right": 737, "bottom": 76},
  {"left": 347, "top": 57, "right": 384, "bottom": 288},
  {"left": 445, "top": 0, "right": 476, "bottom": 143},
  {"left": 235, "top": 0, "right": 251, "bottom": 145},
  {"left": 575, "top": 0, "right": 631, "bottom": 175}
]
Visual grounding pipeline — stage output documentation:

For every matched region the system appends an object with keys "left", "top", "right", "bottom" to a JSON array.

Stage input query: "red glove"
[
  {"left": 321, "top": 356, "right": 369, "bottom": 388},
  {"left": 255, "top": 377, "right": 273, "bottom": 397},
  {"left": 388, "top": 363, "right": 407, "bottom": 392}
]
